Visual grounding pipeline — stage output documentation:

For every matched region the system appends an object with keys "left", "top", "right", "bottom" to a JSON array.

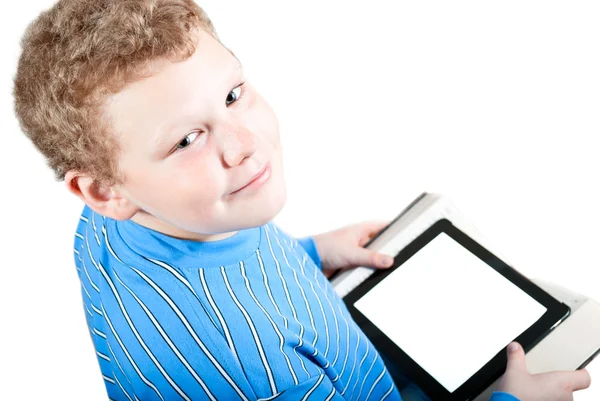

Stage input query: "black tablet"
[{"left": 344, "top": 219, "right": 570, "bottom": 401}]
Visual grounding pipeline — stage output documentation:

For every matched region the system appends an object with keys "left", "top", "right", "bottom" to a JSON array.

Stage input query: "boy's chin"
[{"left": 240, "top": 185, "right": 287, "bottom": 227}]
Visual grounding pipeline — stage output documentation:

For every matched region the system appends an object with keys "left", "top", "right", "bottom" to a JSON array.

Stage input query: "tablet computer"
[{"left": 344, "top": 218, "right": 571, "bottom": 401}]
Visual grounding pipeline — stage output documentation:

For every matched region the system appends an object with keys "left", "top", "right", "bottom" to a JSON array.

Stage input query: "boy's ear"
[{"left": 65, "top": 171, "right": 139, "bottom": 221}]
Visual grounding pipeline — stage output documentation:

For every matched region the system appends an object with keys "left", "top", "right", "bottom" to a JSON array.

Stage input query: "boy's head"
[{"left": 14, "top": 0, "right": 286, "bottom": 240}]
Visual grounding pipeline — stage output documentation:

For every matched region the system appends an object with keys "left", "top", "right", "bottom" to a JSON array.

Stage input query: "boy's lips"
[{"left": 230, "top": 162, "right": 272, "bottom": 195}]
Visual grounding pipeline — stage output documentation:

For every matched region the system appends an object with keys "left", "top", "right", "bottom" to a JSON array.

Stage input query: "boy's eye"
[
  {"left": 226, "top": 86, "right": 242, "bottom": 106},
  {"left": 176, "top": 131, "right": 200, "bottom": 150}
]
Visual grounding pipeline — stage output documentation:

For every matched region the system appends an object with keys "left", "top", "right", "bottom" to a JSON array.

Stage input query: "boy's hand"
[
  {"left": 313, "top": 221, "right": 394, "bottom": 275},
  {"left": 498, "top": 342, "right": 591, "bottom": 400}
]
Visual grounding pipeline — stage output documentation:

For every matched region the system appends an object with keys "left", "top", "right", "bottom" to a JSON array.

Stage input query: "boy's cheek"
[{"left": 248, "top": 95, "right": 280, "bottom": 140}]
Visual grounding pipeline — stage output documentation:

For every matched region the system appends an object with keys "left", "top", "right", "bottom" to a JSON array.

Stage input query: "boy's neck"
[{"left": 130, "top": 210, "right": 238, "bottom": 242}]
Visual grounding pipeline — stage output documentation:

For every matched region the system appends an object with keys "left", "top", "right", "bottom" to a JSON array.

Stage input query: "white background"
[{"left": 1, "top": 1, "right": 598, "bottom": 400}]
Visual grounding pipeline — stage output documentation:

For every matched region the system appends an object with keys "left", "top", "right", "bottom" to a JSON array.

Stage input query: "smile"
[{"left": 230, "top": 162, "right": 272, "bottom": 195}]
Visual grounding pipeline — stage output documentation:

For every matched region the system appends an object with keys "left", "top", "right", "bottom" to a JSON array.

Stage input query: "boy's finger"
[
  {"left": 377, "top": 253, "right": 395, "bottom": 268},
  {"left": 350, "top": 248, "right": 394, "bottom": 269},
  {"left": 359, "top": 221, "right": 390, "bottom": 246},
  {"left": 370, "top": 251, "right": 394, "bottom": 269},
  {"left": 564, "top": 369, "right": 592, "bottom": 391},
  {"left": 362, "top": 221, "right": 390, "bottom": 236},
  {"left": 505, "top": 342, "right": 527, "bottom": 373}
]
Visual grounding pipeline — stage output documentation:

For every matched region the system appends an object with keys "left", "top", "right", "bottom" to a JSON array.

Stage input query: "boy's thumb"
[
  {"left": 505, "top": 342, "right": 527, "bottom": 373},
  {"left": 351, "top": 248, "right": 394, "bottom": 269}
]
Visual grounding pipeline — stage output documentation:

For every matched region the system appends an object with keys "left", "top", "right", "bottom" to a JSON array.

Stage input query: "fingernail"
[
  {"left": 508, "top": 343, "right": 519, "bottom": 353},
  {"left": 381, "top": 256, "right": 394, "bottom": 267}
]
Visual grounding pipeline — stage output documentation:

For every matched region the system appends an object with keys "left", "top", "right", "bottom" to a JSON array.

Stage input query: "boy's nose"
[{"left": 219, "top": 124, "right": 258, "bottom": 167}]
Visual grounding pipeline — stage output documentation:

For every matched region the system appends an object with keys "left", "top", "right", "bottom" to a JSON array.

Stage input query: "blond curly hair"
[{"left": 13, "top": 0, "right": 218, "bottom": 185}]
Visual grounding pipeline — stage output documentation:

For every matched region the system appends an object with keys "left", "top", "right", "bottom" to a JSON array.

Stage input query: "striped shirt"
[
  {"left": 73, "top": 206, "right": 518, "bottom": 401},
  {"left": 73, "top": 206, "right": 400, "bottom": 400}
]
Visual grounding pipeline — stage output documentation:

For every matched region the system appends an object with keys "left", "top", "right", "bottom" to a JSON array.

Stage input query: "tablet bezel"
[{"left": 344, "top": 218, "right": 570, "bottom": 401}]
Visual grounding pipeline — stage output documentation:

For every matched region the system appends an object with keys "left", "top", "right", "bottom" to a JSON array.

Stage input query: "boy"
[{"left": 13, "top": 1, "right": 590, "bottom": 400}]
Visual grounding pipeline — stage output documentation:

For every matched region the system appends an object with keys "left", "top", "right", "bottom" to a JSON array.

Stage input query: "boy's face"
[{"left": 104, "top": 30, "right": 286, "bottom": 239}]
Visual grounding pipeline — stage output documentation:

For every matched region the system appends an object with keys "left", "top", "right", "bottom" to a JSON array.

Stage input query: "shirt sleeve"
[
  {"left": 490, "top": 391, "right": 520, "bottom": 401},
  {"left": 296, "top": 236, "right": 322, "bottom": 270},
  {"left": 271, "top": 374, "right": 345, "bottom": 400}
]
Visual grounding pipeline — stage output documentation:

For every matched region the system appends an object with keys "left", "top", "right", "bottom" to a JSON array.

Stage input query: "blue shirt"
[{"left": 73, "top": 206, "right": 518, "bottom": 401}]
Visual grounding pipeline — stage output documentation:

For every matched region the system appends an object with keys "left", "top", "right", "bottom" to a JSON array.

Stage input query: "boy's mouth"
[{"left": 230, "top": 162, "right": 272, "bottom": 195}]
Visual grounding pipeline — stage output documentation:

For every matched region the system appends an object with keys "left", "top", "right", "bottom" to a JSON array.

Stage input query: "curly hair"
[{"left": 13, "top": 0, "right": 218, "bottom": 185}]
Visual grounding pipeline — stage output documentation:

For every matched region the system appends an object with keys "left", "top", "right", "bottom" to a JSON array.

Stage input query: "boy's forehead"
[
  {"left": 149, "top": 30, "right": 239, "bottom": 77},
  {"left": 115, "top": 30, "right": 239, "bottom": 98}
]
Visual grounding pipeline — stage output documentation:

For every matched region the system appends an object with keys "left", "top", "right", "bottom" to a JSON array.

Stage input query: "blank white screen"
[{"left": 354, "top": 233, "right": 546, "bottom": 392}]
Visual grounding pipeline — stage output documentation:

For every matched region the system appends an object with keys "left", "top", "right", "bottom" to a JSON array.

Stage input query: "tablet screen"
[{"left": 354, "top": 232, "right": 547, "bottom": 392}]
